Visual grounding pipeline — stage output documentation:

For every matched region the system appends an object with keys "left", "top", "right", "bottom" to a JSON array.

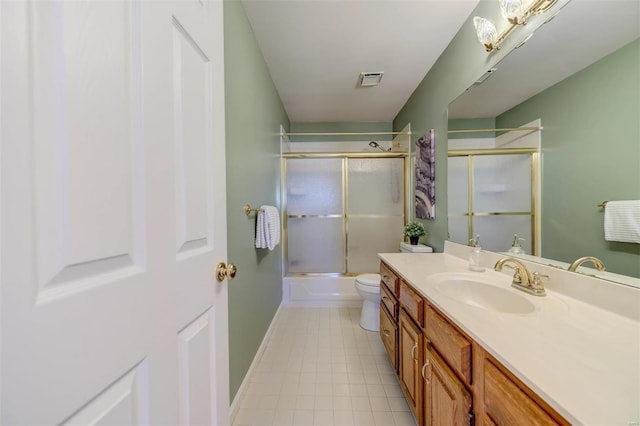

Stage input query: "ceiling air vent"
[{"left": 359, "top": 72, "right": 384, "bottom": 87}]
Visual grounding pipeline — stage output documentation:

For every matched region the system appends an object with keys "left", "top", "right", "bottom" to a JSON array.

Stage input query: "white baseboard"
[{"left": 229, "top": 301, "right": 284, "bottom": 423}]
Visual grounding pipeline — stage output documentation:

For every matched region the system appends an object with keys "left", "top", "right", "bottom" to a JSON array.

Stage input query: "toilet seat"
[{"left": 355, "top": 273, "right": 381, "bottom": 288}]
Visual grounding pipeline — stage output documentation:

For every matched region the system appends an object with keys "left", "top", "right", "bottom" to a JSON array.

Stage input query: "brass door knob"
[{"left": 216, "top": 262, "right": 237, "bottom": 282}]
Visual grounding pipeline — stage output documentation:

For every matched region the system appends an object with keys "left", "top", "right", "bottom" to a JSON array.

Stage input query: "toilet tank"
[{"left": 399, "top": 242, "right": 433, "bottom": 253}]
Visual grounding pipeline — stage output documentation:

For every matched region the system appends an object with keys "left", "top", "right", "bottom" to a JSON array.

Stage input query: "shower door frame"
[
  {"left": 448, "top": 148, "right": 540, "bottom": 255},
  {"left": 282, "top": 152, "right": 409, "bottom": 277}
]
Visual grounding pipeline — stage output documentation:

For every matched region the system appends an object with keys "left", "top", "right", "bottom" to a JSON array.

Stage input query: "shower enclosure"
[
  {"left": 279, "top": 125, "right": 411, "bottom": 306},
  {"left": 283, "top": 154, "right": 406, "bottom": 276}
]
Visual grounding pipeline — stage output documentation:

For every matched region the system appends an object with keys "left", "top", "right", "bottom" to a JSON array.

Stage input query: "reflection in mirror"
[{"left": 447, "top": 1, "right": 640, "bottom": 287}]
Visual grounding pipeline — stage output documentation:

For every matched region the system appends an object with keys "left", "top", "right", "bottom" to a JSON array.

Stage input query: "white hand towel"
[
  {"left": 604, "top": 200, "right": 640, "bottom": 244},
  {"left": 255, "top": 205, "right": 280, "bottom": 250},
  {"left": 255, "top": 211, "right": 266, "bottom": 249},
  {"left": 263, "top": 205, "right": 280, "bottom": 250}
]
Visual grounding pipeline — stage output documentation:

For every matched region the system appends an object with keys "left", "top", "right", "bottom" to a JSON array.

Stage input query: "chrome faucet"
[
  {"left": 494, "top": 257, "right": 547, "bottom": 296},
  {"left": 568, "top": 256, "right": 606, "bottom": 272}
]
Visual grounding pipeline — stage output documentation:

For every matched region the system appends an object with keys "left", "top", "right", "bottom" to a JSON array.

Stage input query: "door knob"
[{"left": 216, "top": 262, "right": 237, "bottom": 282}]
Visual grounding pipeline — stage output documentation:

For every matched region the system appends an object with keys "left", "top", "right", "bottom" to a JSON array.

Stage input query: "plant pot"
[{"left": 409, "top": 237, "right": 419, "bottom": 245}]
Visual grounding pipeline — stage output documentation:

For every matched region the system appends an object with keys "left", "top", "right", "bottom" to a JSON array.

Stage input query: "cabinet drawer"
[
  {"left": 380, "top": 283, "right": 397, "bottom": 320},
  {"left": 380, "top": 262, "right": 399, "bottom": 297},
  {"left": 425, "top": 305, "right": 472, "bottom": 385},
  {"left": 380, "top": 305, "right": 398, "bottom": 371},
  {"left": 484, "top": 360, "right": 563, "bottom": 425},
  {"left": 400, "top": 281, "right": 424, "bottom": 327}
]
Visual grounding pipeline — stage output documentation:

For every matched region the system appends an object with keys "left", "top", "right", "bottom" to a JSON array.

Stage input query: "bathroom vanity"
[{"left": 378, "top": 245, "right": 640, "bottom": 426}]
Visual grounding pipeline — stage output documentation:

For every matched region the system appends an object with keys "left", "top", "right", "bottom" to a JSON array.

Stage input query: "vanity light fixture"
[
  {"left": 473, "top": 0, "right": 558, "bottom": 52},
  {"left": 500, "top": 0, "right": 527, "bottom": 25}
]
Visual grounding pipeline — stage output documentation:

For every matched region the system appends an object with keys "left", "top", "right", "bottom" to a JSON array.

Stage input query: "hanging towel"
[
  {"left": 604, "top": 200, "right": 640, "bottom": 244},
  {"left": 255, "top": 205, "right": 280, "bottom": 250}
]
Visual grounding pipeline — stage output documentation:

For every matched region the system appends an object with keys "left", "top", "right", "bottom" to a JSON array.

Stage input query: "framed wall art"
[{"left": 416, "top": 129, "right": 435, "bottom": 219}]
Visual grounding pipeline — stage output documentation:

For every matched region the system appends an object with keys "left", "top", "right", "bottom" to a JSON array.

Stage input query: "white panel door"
[
  {"left": 0, "top": 1, "right": 229, "bottom": 424},
  {"left": 168, "top": 2, "right": 230, "bottom": 424}
]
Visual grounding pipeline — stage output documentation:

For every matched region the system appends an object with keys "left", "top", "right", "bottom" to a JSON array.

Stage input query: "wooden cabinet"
[
  {"left": 483, "top": 356, "right": 569, "bottom": 426},
  {"left": 423, "top": 304, "right": 473, "bottom": 426},
  {"left": 380, "top": 303, "right": 398, "bottom": 371},
  {"left": 400, "top": 281, "right": 424, "bottom": 327},
  {"left": 399, "top": 309, "right": 423, "bottom": 424},
  {"left": 378, "top": 260, "right": 568, "bottom": 426},
  {"left": 381, "top": 282, "right": 398, "bottom": 321},
  {"left": 423, "top": 343, "right": 472, "bottom": 426},
  {"left": 379, "top": 261, "right": 400, "bottom": 373},
  {"left": 425, "top": 305, "right": 472, "bottom": 386},
  {"left": 380, "top": 261, "right": 400, "bottom": 296}
]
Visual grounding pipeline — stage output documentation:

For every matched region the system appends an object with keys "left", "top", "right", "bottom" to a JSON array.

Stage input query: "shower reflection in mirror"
[{"left": 447, "top": 120, "right": 541, "bottom": 255}]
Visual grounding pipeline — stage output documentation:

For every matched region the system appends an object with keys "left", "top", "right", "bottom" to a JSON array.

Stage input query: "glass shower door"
[
  {"left": 284, "top": 156, "right": 406, "bottom": 275},
  {"left": 347, "top": 158, "right": 405, "bottom": 273},
  {"left": 286, "top": 158, "right": 345, "bottom": 273}
]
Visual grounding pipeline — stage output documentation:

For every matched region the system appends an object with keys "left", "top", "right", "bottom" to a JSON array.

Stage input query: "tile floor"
[{"left": 233, "top": 306, "right": 417, "bottom": 426}]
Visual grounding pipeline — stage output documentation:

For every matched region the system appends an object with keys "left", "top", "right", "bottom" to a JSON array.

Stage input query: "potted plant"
[{"left": 404, "top": 221, "right": 426, "bottom": 245}]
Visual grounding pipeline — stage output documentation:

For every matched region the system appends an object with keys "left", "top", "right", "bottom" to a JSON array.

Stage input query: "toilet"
[
  {"left": 354, "top": 242, "right": 433, "bottom": 331},
  {"left": 354, "top": 273, "right": 382, "bottom": 331}
]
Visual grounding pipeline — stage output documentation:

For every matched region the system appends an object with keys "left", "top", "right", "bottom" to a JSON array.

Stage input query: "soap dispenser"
[
  {"left": 507, "top": 234, "right": 525, "bottom": 255},
  {"left": 468, "top": 235, "right": 485, "bottom": 272}
]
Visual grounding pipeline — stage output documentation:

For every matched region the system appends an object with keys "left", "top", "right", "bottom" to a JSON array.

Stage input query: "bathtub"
[{"left": 283, "top": 275, "right": 365, "bottom": 307}]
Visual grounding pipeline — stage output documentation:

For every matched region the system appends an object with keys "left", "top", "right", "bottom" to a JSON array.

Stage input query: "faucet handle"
[
  {"left": 502, "top": 264, "right": 524, "bottom": 284},
  {"left": 531, "top": 272, "right": 549, "bottom": 290}
]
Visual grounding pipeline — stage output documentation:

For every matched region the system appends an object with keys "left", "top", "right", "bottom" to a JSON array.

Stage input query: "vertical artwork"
[{"left": 416, "top": 129, "right": 436, "bottom": 219}]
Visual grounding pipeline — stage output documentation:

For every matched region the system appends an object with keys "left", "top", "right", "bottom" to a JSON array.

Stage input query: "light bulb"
[
  {"left": 473, "top": 16, "right": 498, "bottom": 52},
  {"left": 500, "top": 0, "right": 526, "bottom": 25}
]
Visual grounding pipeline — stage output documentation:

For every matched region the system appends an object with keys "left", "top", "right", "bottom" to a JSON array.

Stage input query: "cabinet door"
[
  {"left": 424, "top": 345, "right": 472, "bottom": 426},
  {"left": 380, "top": 303, "right": 398, "bottom": 371},
  {"left": 399, "top": 310, "right": 423, "bottom": 423}
]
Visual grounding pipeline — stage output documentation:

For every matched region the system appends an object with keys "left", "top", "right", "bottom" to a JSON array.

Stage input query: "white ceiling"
[
  {"left": 241, "top": 0, "right": 480, "bottom": 122},
  {"left": 242, "top": 0, "right": 640, "bottom": 123}
]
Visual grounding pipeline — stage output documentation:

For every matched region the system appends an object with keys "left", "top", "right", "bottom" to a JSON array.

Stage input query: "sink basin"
[{"left": 431, "top": 274, "right": 536, "bottom": 314}]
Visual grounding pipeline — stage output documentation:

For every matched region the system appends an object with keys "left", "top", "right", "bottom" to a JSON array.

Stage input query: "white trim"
[{"left": 229, "top": 301, "right": 284, "bottom": 423}]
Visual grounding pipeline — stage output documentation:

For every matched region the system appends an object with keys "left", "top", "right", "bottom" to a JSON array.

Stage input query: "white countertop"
[{"left": 378, "top": 252, "right": 640, "bottom": 426}]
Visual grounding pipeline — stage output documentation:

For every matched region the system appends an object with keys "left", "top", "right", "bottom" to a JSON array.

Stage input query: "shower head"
[{"left": 369, "top": 141, "right": 389, "bottom": 152}]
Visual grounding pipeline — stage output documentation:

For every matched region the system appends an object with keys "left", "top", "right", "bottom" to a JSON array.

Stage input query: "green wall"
[
  {"left": 393, "top": 1, "right": 523, "bottom": 250},
  {"left": 448, "top": 118, "right": 496, "bottom": 139},
  {"left": 290, "top": 121, "right": 392, "bottom": 142},
  {"left": 496, "top": 39, "right": 640, "bottom": 277},
  {"left": 224, "top": 0, "right": 289, "bottom": 401}
]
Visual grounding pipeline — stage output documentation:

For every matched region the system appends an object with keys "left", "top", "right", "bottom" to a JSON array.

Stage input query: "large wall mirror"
[{"left": 448, "top": 0, "right": 640, "bottom": 287}]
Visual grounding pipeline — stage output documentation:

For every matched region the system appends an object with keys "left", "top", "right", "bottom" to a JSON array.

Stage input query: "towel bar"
[
  {"left": 597, "top": 201, "right": 608, "bottom": 208},
  {"left": 244, "top": 204, "right": 263, "bottom": 215}
]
